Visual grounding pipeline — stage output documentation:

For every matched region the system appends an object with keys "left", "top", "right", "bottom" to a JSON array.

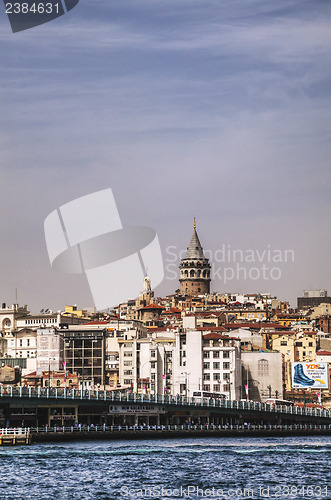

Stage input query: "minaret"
[{"left": 179, "top": 219, "right": 211, "bottom": 296}]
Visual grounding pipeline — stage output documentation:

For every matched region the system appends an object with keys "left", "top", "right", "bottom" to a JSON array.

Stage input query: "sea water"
[{"left": 0, "top": 436, "right": 330, "bottom": 499}]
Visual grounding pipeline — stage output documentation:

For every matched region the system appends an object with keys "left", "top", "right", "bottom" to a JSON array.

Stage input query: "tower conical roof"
[{"left": 184, "top": 220, "right": 205, "bottom": 260}]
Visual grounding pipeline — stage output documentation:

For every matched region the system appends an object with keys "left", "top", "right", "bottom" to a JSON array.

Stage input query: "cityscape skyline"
[
  {"left": 1, "top": 2, "right": 330, "bottom": 496},
  {"left": 0, "top": 216, "right": 327, "bottom": 313}
]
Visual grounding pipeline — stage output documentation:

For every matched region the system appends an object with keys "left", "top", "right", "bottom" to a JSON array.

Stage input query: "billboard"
[
  {"left": 109, "top": 405, "right": 166, "bottom": 414},
  {"left": 292, "top": 362, "right": 329, "bottom": 389}
]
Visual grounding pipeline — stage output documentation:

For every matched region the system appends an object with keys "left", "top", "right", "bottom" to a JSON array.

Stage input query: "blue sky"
[{"left": 1, "top": 0, "right": 331, "bottom": 311}]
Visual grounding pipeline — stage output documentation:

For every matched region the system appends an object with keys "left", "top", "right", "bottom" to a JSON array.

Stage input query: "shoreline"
[{"left": 31, "top": 427, "right": 331, "bottom": 443}]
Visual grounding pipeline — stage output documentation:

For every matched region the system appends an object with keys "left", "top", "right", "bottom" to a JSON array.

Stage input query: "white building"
[
  {"left": 118, "top": 329, "right": 175, "bottom": 394},
  {"left": 4, "top": 328, "right": 37, "bottom": 376},
  {"left": 241, "top": 350, "right": 283, "bottom": 402},
  {"left": 36, "top": 328, "right": 64, "bottom": 374},
  {"left": 173, "top": 330, "right": 242, "bottom": 400},
  {"left": 230, "top": 328, "right": 263, "bottom": 349},
  {"left": 0, "top": 303, "right": 30, "bottom": 336}
]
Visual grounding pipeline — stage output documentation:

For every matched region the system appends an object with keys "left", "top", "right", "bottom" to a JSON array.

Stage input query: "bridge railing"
[
  {"left": 1, "top": 386, "right": 330, "bottom": 419},
  {"left": 2, "top": 423, "right": 331, "bottom": 435},
  {"left": 0, "top": 427, "right": 30, "bottom": 435}
]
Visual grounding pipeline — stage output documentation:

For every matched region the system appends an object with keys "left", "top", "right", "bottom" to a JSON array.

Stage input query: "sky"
[{"left": 1, "top": 0, "right": 331, "bottom": 312}]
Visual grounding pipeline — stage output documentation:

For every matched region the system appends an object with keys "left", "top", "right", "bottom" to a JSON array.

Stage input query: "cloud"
[{"left": 0, "top": 0, "right": 330, "bottom": 309}]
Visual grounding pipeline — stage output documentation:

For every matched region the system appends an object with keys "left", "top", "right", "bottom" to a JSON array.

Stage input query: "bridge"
[{"left": 1, "top": 386, "right": 330, "bottom": 430}]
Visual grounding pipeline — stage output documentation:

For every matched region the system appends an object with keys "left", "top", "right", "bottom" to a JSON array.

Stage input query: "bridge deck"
[{"left": 1, "top": 386, "right": 330, "bottom": 421}]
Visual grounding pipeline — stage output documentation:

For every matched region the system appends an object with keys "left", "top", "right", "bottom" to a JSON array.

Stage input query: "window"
[
  {"left": 213, "top": 362, "right": 220, "bottom": 370},
  {"left": 223, "top": 351, "right": 230, "bottom": 358},
  {"left": 151, "top": 351, "right": 156, "bottom": 358},
  {"left": 19, "top": 339, "right": 23, "bottom": 347},
  {"left": 57, "top": 380, "right": 61, "bottom": 387},
  {"left": 280, "top": 341, "right": 287, "bottom": 346},
  {"left": 309, "top": 342, "right": 313, "bottom": 347},
  {"left": 203, "top": 362, "right": 210, "bottom": 370},
  {"left": 214, "top": 384, "right": 220, "bottom": 392},
  {"left": 213, "top": 351, "right": 220, "bottom": 358},
  {"left": 223, "top": 362, "right": 230, "bottom": 369},
  {"left": 204, "top": 351, "right": 210, "bottom": 358},
  {"left": 213, "top": 373, "right": 219, "bottom": 381},
  {"left": 258, "top": 359, "right": 269, "bottom": 376},
  {"left": 203, "top": 385, "right": 210, "bottom": 392},
  {"left": 123, "top": 352, "right": 132, "bottom": 357},
  {"left": 223, "top": 373, "right": 230, "bottom": 381},
  {"left": 27, "top": 339, "right": 30, "bottom": 347},
  {"left": 223, "top": 384, "right": 230, "bottom": 392},
  {"left": 124, "top": 370, "right": 132, "bottom": 375},
  {"left": 151, "top": 362, "right": 156, "bottom": 369},
  {"left": 309, "top": 351, "right": 312, "bottom": 357},
  {"left": 124, "top": 361, "right": 132, "bottom": 366},
  {"left": 124, "top": 379, "right": 132, "bottom": 385},
  {"left": 203, "top": 373, "right": 210, "bottom": 380},
  {"left": 295, "top": 342, "right": 302, "bottom": 347}
]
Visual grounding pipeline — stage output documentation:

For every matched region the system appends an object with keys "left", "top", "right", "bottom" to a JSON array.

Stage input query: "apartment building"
[{"left": 173, "top": 330, "right": 241, "bottom": 400}]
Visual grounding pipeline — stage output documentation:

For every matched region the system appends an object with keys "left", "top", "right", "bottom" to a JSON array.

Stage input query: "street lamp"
[
  {"left": 48, "top": 357, "right": 56, "bottom": 389},
  {"left": 81, "top": 339, "right": 85, "bottom": 391},
  {"left": 139, "top": 361, "right": 151, "bottom": 394},
  {"left": 180, "top": 371, "right": 190, "bottom": 398},
  {"left": 91, "top": 339, "right": 97, "bottom": 389}
]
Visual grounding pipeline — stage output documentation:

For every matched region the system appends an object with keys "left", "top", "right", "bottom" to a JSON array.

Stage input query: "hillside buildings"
[{"left": 1, "top": 220, "right": 331, "bottom": 406}]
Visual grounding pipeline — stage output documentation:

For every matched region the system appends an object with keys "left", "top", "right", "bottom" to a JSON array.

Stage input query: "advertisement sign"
[
  {"left": 109, "top": 405, "right": 166, "bottom": 414},
  {"left": 292, "top": 362, "right": 329, "bottom": 389}
]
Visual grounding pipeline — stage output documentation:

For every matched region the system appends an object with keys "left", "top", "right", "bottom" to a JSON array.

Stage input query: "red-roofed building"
[{"left": 137, "top": 304, "right": 164, "bottom": 327}]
